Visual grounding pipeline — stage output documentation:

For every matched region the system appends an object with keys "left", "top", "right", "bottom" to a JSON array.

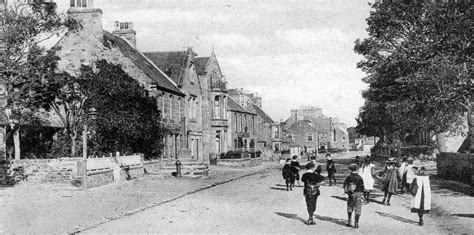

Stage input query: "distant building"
[
  {"left": 284, "top": 107, "right": 349, "bottom": 151},
  {"left": 283, "top": 120, "right": 318, "bottom": 159},
  {"left": 286, "top": 106, "right": 324, "bottom": 127},
  {"left": 226, "top": 96, "right": 257, "bottom": 155},
  {"left": 228, "top": 89, "right": 282, "bottom": 153}
]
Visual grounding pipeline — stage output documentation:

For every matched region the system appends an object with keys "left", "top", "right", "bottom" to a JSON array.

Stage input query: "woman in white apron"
[
  {"left": 410, "top": 167, "right": 431, "bottom": 226},
  {"left": 358, "top": 157, "right": 375, "bottom": 203}
]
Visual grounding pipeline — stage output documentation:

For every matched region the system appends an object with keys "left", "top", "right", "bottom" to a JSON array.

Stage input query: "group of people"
[{"left": 282, "top": 154, "right": 432, "bottom": 229}]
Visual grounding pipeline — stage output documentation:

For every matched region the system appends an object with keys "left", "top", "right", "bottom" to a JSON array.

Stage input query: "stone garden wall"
[
  {"left": 217, "top": 157, "right": 263, "bottom": 168},
  {"left": 9, "top": 158, "right": 81, "bottom": 184}
]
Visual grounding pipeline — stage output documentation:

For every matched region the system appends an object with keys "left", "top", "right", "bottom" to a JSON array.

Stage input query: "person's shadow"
[
  {"left": 314, "top": 215, "right": 347, "bottom": 227},
  {"left": 274, "top": 212, "right": 307, "bottom": 224},
  {"left": 270, "top": 187, "right": 289, "bottom": 191},
  {"left": 275, "top": 212, "right": 348, "bottom": 227},
  {"left": 376, "top": 211, "right": 418, "bottom": 225},
  {"left": 331, "top": 196, "right": 347, "bottom": 202}
]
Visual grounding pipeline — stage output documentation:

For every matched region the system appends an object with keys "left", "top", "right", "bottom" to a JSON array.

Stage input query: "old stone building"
[
  {"left": 144, "top": 49, "right": 207, "bottom": 161},
  {"left": 284, "top": 106, "right": 349, "bottom": 151},
  {"left": 283, "top": 120, "right": 318, "bottom": 158},
  {"left": 227, "top": 89, "right": 284, "bottom": 157},
  {"left": 54, "top": 1, "right": 192, "bottom": 161},
  {"left": 195, "top": 52, "right": 229, "bottom": 159},
  {"left": 226, "top": 96, "right": 257, "bottom": 157}
]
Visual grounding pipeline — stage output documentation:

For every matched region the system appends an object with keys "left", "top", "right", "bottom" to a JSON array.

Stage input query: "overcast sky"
[{"left": 56, "top": 0, "right": 373, "bottom": 127}]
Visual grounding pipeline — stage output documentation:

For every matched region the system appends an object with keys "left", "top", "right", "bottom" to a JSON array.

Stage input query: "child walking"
[
  {"left": 282, "top": 158, "right": 295, "bottom": 191},
  {"left": 291, "top": 155, "right": 302, "bottom": 186},
  {"left": 301, "top": 162, "right": 325, "bottom": 225},
  {"left": 358, "top": 157, "right": 375, "bottom": 203},
  {"left": 381, "top": 159, "right": 400, "bottom": 206},
  {"left": 410, "top": 167, "right": 431, "bottom": 226},
  {"left": 344, "top": 164, "right": 365, "bottom": 229},
  {"left": 326, "top": 154, "right": 337, "bottom": 186}
]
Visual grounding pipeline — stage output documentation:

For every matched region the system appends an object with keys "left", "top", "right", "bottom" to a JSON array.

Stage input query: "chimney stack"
[
  {"left": 112, "top": 21, "right": 137, "bottom": 48},
  {"left": 67, "top": 0, "right": 103, "bottom": 37}
]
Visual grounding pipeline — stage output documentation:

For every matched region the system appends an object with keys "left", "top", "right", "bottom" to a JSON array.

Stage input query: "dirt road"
[{"left": 85, "top": 169, "right": 466, "bottom": 234}]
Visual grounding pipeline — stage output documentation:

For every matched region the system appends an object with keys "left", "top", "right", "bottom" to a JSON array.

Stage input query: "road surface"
[{"left": 85, "top": 169, "right": 447, "bottom": 234}]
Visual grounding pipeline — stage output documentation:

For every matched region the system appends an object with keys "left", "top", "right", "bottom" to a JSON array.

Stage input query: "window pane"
[
  {"left": 81, "top": 0, "right": 87, "bottom": 7},
  {"left": 70, "top": 0, "right": 75, "bottom": 7}
]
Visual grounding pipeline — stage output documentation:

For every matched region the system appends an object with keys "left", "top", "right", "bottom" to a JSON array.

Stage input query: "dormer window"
[{"left": 70, "top": 0, "right": 87, "bottom": 7}]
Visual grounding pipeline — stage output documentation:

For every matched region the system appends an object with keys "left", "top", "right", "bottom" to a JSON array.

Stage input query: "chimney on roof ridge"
[
  {"left": 67, "top": 0, "right": 103, "bottom": 37},
  {"left": 112, "top": 21, "right": 137, "bottom": 48}
]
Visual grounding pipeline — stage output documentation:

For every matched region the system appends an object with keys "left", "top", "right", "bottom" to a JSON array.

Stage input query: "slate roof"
[
  {"left": 195, "top": 57, "right": 209, "bottom": 75},
  {"left": 103, "top": 31, "right": 183, "bottom": 96},
  {"left": 143, "top": 51, "right": 188, "bottom": 86},
  {"left": 252, "top": 104, "right": 274, "bottom": 124},
  {"left": 227, "top": 96, "right": 256, "bottom": 115}
]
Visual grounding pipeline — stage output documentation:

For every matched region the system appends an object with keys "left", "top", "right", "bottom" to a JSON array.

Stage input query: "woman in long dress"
[
  {"left": 358, "top": 157, "right": 375, "bottom": 203},
  {"left": 381, "top": 160, "right": 399, "bottom": 206},
  {"left": 410, "top": 167, "right": 431, "bottom": 226}
]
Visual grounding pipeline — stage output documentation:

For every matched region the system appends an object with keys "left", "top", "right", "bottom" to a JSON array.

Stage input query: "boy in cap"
[
  {"left": 301, "top": 161, "right": 325, "bottom": 225},
  {"left": 343, "top": 163, "right": 365, "bottom": 228},
  {"left": 282, "top": 158, "right": 295, "bottom": 191},
  {"left": 326, "top": 154, "right": 337, "bottom": 186}
]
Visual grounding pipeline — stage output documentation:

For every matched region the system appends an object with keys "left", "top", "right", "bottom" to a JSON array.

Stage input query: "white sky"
[{"left": 55, "top": 0, "right": 373, "bottom": 126}]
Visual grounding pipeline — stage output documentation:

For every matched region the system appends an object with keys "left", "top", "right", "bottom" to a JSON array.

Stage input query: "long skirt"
[{"left": 382, "top": 169, "right": 398, "bottom": 194}]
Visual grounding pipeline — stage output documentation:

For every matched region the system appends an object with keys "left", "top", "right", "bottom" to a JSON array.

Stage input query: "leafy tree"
[
  {"left": 79, "top": 60, "right": 166, "bottom": 159},
  {"left": 0, "top": 0, "right": 79, "bottom": 159},
  {"left": 48, "top": 71, "right": 88, "bottom": 158},
  {"left": 354, "top": 1, "right": 472, "bottom": 151}
]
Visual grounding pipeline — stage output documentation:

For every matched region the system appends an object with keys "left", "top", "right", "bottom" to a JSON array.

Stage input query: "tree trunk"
[
  {"left": 436, "top": 132, "right": 447, "bottom": 153},
  {"left": 13, "top": 127, "right": 20, "bottom": 160},
  {"left": 71, "top": 135, "right": 76, "bottom": 158}
]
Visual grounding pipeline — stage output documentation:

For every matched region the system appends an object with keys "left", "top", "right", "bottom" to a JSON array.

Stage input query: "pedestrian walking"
[
  {"left": 405, "top": 158, "right": 416, "bottom": 193},
  {"left": 358, "top": 157, "right": 375, "bottom": 203},
  {"left": 381, "top": 159, "right": 400, "bottom": 206},
  {"left": 282, "top": 158, "right": 295, "bottom": 191},
  {"left": 344, "top": 163, "right": 365, "bottom": 229},
  {"left": 326, "top": 154, "right": 337, "bottom": 186},
  {"left": 301, "top": 161, "right": 325, "bottom": 225},
  {"left": 398, "top": 157, "right": 408, "bottom": 193},
  {"left": 291, "top": 155, "right": 302, "bottom": 186},
  {"left": 409, "top": 167, "right": 431, "bottom": 226},
  {"left": 310, "top": 155, "right": 322, "bottom": 175}
]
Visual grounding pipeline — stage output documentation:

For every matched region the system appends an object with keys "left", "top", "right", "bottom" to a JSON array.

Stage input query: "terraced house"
[
  {"left": 226, "top": 96, "right": 258, "bottom": 158},
  {"left": 144, "top": 49, "right": 206, "bottom": 161}
]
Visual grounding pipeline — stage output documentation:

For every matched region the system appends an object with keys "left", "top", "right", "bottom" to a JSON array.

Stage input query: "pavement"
[{"left": 1, "top": 158, "right": 473, "bottom": 234}]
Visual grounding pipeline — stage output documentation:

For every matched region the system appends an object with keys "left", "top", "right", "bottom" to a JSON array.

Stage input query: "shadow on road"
[
  {"left": 376, "top": 211, "right": 418, "bottom": 225},
  {"left": 270, "top": 187, "right": 289, "bottom": 191},
  {"left": 331, "top": 196, "right": 347, "bottom": 202},
  {"left": 314, "top": 215, "right": 347, "bottom": 227},
  {"left": 274, "top": 212, "right": 306, "bottom": 224},
  {"left": 452, "top": 214, "right": 474, "bottom": 218}
]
